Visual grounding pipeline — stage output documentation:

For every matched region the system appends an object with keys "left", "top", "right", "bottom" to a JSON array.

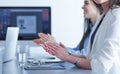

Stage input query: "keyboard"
[{"left": 24, "top": 58, "right": 65, "bottom": 70}]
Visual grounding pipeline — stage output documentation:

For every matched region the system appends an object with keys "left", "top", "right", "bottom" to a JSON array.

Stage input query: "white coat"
[{"left": 86, "top": 7, "right": 120, "bottom": 74}]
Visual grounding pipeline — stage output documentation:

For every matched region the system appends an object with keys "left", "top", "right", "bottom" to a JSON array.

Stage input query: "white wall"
[{"left": 0, "top": 0, "right": 84, "bottom": 47}]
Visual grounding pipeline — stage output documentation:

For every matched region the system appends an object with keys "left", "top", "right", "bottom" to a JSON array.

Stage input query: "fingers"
[
  {"left": 33, "top": 39, "right": 43, "bottom": 44},
  {"left": 45, "top": 42, "right": 60, "bottom": 50},
  {"left": 59, "top": 42, "right": 65, "bottom": 48},
  {"left": 32, "top": 39, "right": 44, "bottom": 44},
  {"left": 40, "top": 43, "right": 56, "bottom": 55},
  {"left": 38, "top": 33, "right": 56, "bottom": 43},
  {"left": 40, "top": 34, "right": 49, "bottom": 42},
  {"left": 47, "top": 34, "right": 55, "bottom": 42},
  {"left": 38, "top": 33, "right": 46, "bottom": 37},
  {"left": 46, "top": 48, "right": 56, "bottom": 55}
]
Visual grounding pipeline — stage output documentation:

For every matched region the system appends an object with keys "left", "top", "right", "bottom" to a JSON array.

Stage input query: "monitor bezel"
[{"left": 0, "top": 6, "right": 51, "bottom": 40}]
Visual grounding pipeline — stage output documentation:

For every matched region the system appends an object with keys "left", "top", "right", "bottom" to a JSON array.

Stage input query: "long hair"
[
  {"left": 109, "top": 0, "right": 120, "bottom": 9},
  {"left": 92, "top": 0, "right": 103, "bottom": 14},
  {"left": 79, "top": 19, "right": 92, "bottom": 50},
  {"left": 79, "top": 18, "right": 92, "bottom": 50},
  {"left": 79, "top": 0, "right": 103, "bottom": 50}
]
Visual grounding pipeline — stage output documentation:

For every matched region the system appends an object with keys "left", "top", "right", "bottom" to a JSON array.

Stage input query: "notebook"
[{"left": 3, "top": 27, "right": 19, "bottom": 63}]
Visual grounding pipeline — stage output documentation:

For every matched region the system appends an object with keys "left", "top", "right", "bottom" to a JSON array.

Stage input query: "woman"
[
  {"left": 42, "top": 0, "right": 120, "bottom": 74},
  {"left": 33, "top": 0, "right": 103, "bottom": 55}
]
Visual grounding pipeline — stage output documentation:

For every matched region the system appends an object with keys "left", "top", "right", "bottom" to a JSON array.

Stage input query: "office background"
[{"left": 0, "top": 0, "right": 84, "bottom": 47}]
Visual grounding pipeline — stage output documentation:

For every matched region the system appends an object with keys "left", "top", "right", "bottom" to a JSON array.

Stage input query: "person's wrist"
[
  {"left": 64, "top": 52, "right": 72, "bottom": 62},
  {"left": 74, "top": 58, "right": 81, "bottom": 67},
  {"left": 68, "top": 52, "right": 77, "bottom": 64},
  {"left": 68, "top": 52, "right": 72, "bottom": 55},
  {"left": 74, "top": 58, "right": 79, "bottom": 65}
]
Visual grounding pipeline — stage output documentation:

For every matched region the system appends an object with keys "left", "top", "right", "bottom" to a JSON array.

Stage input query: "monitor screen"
[{"left": 0, "top": 7, "right": 51, "bottom": 40}]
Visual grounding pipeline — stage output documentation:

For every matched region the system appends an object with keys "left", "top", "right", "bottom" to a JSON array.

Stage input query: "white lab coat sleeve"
[
  {"left": 91, "top": 42, "right": 114, "bottom": 74},
  {"left": 90, "top": 8, "right": 120, "bottom": 74},
  {"left": 91, "top": 39, "right": 120, "bottom": 74},
  {"left": 91, "top": 40, "right": 120, "bottom": 74}
]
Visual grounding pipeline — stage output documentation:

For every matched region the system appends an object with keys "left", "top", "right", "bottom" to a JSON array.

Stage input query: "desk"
[{"left": 3, "top": 60, "right": 92, "bottom": 74}]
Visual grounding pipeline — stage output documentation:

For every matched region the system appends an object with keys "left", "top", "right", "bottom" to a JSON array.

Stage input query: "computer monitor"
[{"left": 0, "top": 7, "right": 51, "bottom": 40}]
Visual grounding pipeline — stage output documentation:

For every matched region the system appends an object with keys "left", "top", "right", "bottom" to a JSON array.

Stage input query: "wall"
[{"left": 0, "top": 0, "right": 84, "bottom": 47}]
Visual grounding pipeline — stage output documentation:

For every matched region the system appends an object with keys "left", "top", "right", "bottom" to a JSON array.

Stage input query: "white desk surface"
[
  {"left": 3, "top": 60, "right": 92, "bottom": 74},
  {"left": 0, "top": 40, "right": 37, "bottom": 46},
  {"left": 1, "top": 40, "right": 92, "bottom": 74}
]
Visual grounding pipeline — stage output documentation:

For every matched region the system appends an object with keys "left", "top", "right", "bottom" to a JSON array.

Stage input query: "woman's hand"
[
  {"left": 40, "top": 42, "right": 70, "bottom": 61},
  {"left": 33, "top": 33, "right": 56, "bottom": 45},
  {"left": 39, "top": 33, "right": 56, "bottom": 43},
  {"left": 33, "top": 38, "right": 44, "bottom": 44}
]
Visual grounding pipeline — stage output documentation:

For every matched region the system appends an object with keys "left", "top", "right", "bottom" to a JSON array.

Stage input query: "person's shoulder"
[
  {"left": 111, "top": 6, "right": 120, "bottom": 15},
  {"left": 110, "top": 7, "right": 120, "bottom": 19}
]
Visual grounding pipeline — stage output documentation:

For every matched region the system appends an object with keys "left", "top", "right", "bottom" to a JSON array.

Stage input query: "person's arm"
[
  {"left": 69, "top": 53, "right": 86, "bottom": 58},
  {"left": 66, "top": 45, "right": 82, "bottom": 55},
  {"left": 65, "top": 54, "right": 91, "bottom": 69},
  {"left": 40, "top": 42, "right": 91, "bottom": 69}
]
